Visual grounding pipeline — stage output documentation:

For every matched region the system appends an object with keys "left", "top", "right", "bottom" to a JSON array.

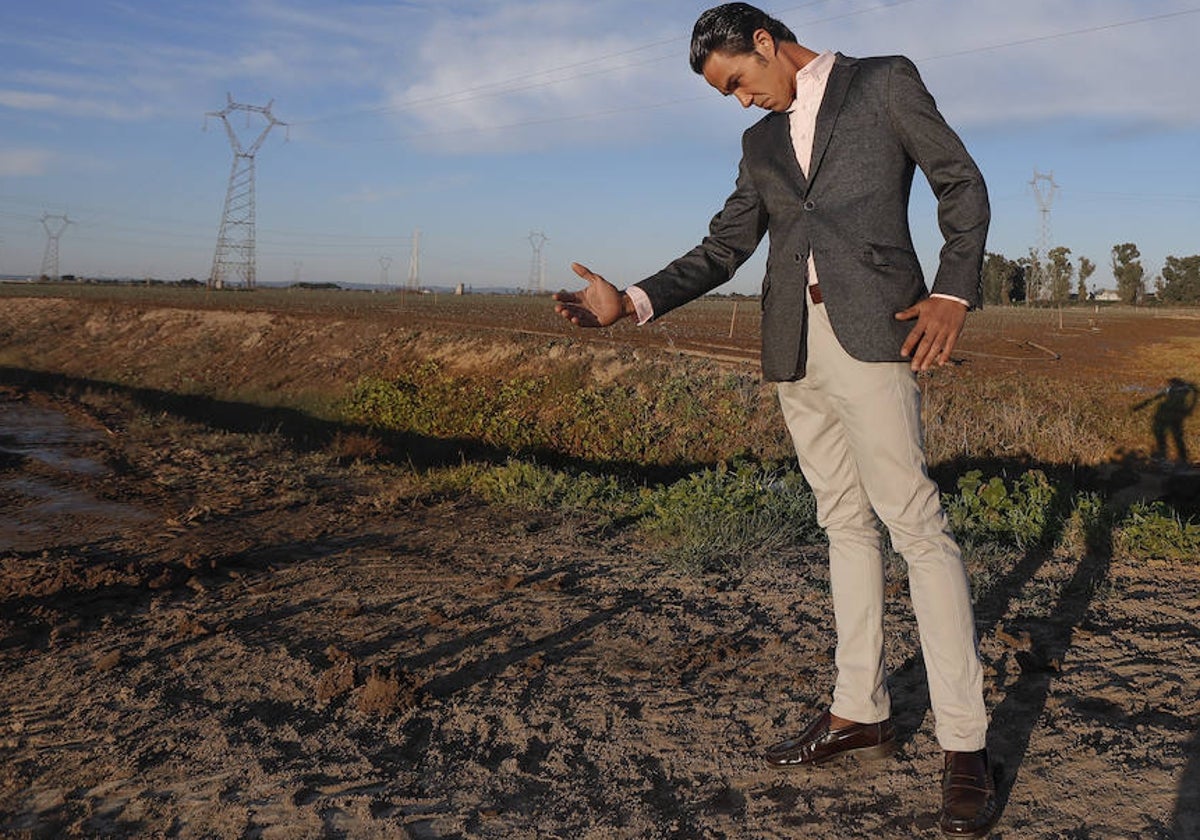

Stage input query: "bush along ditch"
[{"left": 343, "top": 369, "right": 1197, "bottom": 572}]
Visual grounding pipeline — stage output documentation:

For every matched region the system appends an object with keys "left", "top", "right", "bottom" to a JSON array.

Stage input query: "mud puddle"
[{"left": 0, "top": 397, "right": 154, "bottom": 552}]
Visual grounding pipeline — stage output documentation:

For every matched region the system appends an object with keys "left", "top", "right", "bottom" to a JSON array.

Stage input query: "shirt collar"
[
  {"left": 796, "top": 50, "right": 836, "bottom": 86},
  {"left": 786, "top": 51, "right": 835, "bottom": 113}
]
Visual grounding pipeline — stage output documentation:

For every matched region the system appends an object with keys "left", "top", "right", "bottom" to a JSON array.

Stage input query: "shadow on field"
[
  {"left": 895, "top": 456, "right": 1199, "bottom": 831},
  {"left": 883, "top": 491, "right": 1113, "bottom": 825},
  {"left": 1131, "top": 376, "right": 1197, "bottom": 466},
  {"left": 4, "top": 364, "right": 1198, "bottom": 831},
  {"left": 1176, "top": 727, "right": 1200, "bottom": 839}
]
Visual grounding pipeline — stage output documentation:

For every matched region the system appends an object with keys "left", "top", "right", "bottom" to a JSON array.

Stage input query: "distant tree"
[
  {"left": 981, "top": 251, "right": 1022, "bottom": 305},
  {"left": 1018, "top": 248, "right": 1044, "bottom": 303},
  {"left": 1047, "top": 246, "right": 1074, "bottom": 304},
  {"left": 1159, "top": 255, "right": 1200, "bottom": 303},
  {"left": 1077, "top": 256, "right": 1096, "bottom": 300},
  {"left": 1111, "top": 242, "right": 1145, "bottom": 304},
  {"left": 1009, "top": 263, "right": 1027, "bottom": 303}
]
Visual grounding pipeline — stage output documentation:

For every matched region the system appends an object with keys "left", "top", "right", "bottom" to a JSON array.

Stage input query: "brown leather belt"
[{"left": 808, "top": 283, "right": 823, "bottom": 304}]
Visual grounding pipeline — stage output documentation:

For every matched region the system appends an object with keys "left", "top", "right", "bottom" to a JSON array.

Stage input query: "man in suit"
[{"left": 554, "top": 3, "right": 997, "bottom": 835}]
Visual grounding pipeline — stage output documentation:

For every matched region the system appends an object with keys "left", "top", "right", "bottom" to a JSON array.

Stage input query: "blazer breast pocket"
[{"left": 863, "top": 243, "right": 922, "bottom": 278}]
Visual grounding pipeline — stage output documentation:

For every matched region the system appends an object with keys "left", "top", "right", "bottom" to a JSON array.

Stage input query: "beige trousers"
[{"left": 776, "top": 298, "right": 986, "bottom": 752}]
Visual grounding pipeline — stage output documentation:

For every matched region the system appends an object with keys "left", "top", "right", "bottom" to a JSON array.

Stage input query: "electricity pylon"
[
  {"left": 206, "top": 94, "right": 287, "bottom": 290},
  {"left": 40, "top": 213, "right": 72, "bottom": 281},
  {"left": 379, "top": 255, "right": 393, "bottom": 289},
  {"left": 407, "top": 229, "right": 421, "bottom": 292},
  {"left": 527, "top": 231, "right": 548, "bottom": 294},
  {"left": 1030, "top": 169, "right": 1058, "bottom": 257}
]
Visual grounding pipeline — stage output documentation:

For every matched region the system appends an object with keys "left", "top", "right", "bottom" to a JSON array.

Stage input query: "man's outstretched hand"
[
  {"left": 553, "top": 262, "right": 629, "bottom": 328},
  {"left": 895, "top": 296, "right": 968, "bottom": 372}
]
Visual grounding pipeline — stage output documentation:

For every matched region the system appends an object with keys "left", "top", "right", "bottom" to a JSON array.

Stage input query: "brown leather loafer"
[
  {"left": 763, "top": 710, "right": 896, "bottom": 768},
  {"left": 940, "top": 749, "right": 999, "bottom": 837}
]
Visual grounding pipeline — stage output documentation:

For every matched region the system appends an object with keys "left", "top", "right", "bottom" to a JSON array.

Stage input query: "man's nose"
[{"left": 735, "top": 90, "right": 753, "bottom": 108}]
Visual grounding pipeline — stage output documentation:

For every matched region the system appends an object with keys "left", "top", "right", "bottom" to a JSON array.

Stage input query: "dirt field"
[{"left": 1, "top": 288, "right": 1199, "bottom": 838}]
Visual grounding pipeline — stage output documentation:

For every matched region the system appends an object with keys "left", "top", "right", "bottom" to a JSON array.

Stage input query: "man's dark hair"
[{"left": 689, "top": 3, "right": 797, "bottom": 74}]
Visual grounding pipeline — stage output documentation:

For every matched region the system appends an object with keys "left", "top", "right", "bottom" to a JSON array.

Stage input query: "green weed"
[
  {"left": 945, "top": 469, "right": 1059, "bottom": 549},
  {"left": 637, "top": 460, "right": 821, "bottom": 574},
  {"left": 1113, "top": 501, "right": 1200, "bottom": 562}
]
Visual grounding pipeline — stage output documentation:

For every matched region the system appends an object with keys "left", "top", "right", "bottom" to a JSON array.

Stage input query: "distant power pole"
[
  {"left": 407, "top": 229, "right": 421, "bottom": 292},
  {"left": 40, "top": 213, "right": 72, "bottom": 281},
  {"left": 1029, "top": 169, "right": 1058, "bottom": 257},
  {"left": 379, "top": 255, "right": 393, "bottom": 289},
  {"left": 527, "top": 231, "right": 548, "bottom": 294},
  {"left": 206, "top": 94, "right": 287, "bottom": 290}
]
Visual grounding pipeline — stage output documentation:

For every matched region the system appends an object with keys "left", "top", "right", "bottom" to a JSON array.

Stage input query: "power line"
[
  {"left": 291, "top": 0, "right": 920, "bottom": 127},
  {"left": 309, "top": 4, "right": 1200, "bottom": 145},
  {"left": 918, "top": 6, "right": 1200, "bottom": 62}
]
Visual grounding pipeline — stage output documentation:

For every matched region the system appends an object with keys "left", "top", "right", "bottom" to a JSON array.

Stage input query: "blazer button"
[{"left": 803, "top": 200, "right": 816, "bottom": 211}]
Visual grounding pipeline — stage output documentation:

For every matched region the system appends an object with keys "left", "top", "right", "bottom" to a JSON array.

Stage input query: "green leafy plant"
[
  {"left": 1113, "top": 501, "right": 1200, "bottom": 562},
  {"left": 637, "top": 459, "right": 821, "bottom": 573},
  {"left": 946, "top": 469, "right": 1059, "bottom": 549}
]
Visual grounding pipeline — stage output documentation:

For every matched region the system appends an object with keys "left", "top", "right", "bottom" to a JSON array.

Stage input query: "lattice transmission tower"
[
  {"left": 527, "top": 231, "right": 548, "bottom": 294},
  {"left": 407, "top": 229, "right": 421, "bottom": 292},
  {"left": 206, "top": 94, "right": 287, "bottom": 290},
  {"left": 379, "top": 255, "right": 393, "bottom": 289},
  {"left": 40, "top": 213, "right": 72, "bottom": 281},
  {"left": 1029, "top": 170, "right": 1059, "bottom": 258}
]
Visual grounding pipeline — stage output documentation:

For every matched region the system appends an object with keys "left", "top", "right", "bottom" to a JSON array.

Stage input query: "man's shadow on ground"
[
  {"left": 1132, "top": 377, "right": 1197, "bottom": 466},
  {"left": 888, "top": 456, "right": 1199, "bottom": 833}
]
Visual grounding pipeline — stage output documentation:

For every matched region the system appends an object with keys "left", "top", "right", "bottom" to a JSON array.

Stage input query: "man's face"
[{"left": 702, "top": 31, "right": 795, "bottom": 112}]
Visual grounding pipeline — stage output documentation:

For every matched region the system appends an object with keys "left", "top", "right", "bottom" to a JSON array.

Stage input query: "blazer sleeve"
[
  {"left": 886, "top": 57, "right": 989, "bottom": 307},
  {"left": 631, "top": 150, "right": 769, "bottom": 320}
]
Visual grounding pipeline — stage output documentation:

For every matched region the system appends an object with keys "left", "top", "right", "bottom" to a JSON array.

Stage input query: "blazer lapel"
[
  {"left": 807, "top": 54, "right": 857, "bottom": 189},
  {"left": 767, "top": 111, "right": 807, "bottom": 195}
]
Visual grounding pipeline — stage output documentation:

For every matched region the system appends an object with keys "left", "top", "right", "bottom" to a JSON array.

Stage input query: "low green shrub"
[
  {"left": 945, "top": 469, "right": 1059, "bottom": 549},
  {"left": 469, "top": 458, "right": 639, "bottom": 518},
  {"left": 638, "top": 460, "right": 822, "bottom": 573},
  {"left": 1113, "top": 501, "right": 1200, "bottom": 561}
]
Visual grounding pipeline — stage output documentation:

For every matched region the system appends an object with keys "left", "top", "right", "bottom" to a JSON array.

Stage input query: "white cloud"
[
  {"left": 0, "top": 88, "right": 155, "bottom": 120},
  {"left": 0, "top": 148, "right": 53, "bottom": 177},
  {"left": 383, "top": 1, "right": 690, "bottom": 151},
  {"left": 811, "top": 0, "right": 1200, "bottom": 129}
]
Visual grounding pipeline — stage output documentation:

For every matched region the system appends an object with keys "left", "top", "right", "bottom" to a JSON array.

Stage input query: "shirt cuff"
[
  {"left": 930, "top": 293, "right": 969, "bottom": 308},
  {"left": 625, "top": 285, "right": 654, "bottom": 325}
]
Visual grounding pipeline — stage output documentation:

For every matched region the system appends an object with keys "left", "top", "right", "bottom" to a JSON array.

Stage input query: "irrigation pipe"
[{"left": 954, "top": 339, "right": 1062, "bottom": 362}]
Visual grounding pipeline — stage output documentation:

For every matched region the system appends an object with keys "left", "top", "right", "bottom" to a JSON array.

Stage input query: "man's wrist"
[
  {"left": 623, "top": 286, "right": 654, "bottom": 325},
  {"left": 930, "top": 292, "right": 970, "bottom": 308},
  {"left": 620, "top": 292, "right": 636, "bottom": 319}
]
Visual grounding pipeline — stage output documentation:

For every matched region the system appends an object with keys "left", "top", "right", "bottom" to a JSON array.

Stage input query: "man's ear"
[{"left": 753, "top": 28, "right": 776, "bottom": 58}]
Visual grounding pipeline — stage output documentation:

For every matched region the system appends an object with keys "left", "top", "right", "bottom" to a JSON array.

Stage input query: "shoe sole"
[{"left": 766, "top": 738, "right": 897, "bottom": 768}]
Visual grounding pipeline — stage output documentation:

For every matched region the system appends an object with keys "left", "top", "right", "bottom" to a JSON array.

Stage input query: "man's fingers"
[{"left": 571, "top": 262, "right": 601, "bottom": 283}]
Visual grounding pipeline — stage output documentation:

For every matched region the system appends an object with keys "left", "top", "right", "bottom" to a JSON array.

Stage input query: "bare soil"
[{"left": 1, "top": 290, "right": 1198, "bottom": 839}]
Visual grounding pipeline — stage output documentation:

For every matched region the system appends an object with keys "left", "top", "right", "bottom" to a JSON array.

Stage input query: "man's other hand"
[{"left": 895, "top": 296, "right": 968, "bottom": 372}]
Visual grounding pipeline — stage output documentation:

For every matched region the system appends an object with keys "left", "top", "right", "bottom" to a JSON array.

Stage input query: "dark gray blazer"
[{"left": 633, "top": 53, "right": 989, "bottom": 381}]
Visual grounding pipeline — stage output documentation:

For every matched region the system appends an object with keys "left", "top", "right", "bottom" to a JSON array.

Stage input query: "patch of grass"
[
  {"left": 945, "top": 469, "right": 1060, "bottom": 550},
  {"left": 342, "top": 363, "right": 786, "bottom": 467},
  {"left": 637, "top": 460, "right": 822, "bottom": 574},
  {"left": 1113, "top": 501, "right": 1200, "bottom": 562},
  {"left": 468, "top": 458, "right": 641, "bottom": 522}
]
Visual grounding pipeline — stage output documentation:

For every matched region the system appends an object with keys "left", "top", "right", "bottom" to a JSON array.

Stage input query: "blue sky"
[{"left": 1, "top": 0, "right": 1198, "bottom": 294}]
